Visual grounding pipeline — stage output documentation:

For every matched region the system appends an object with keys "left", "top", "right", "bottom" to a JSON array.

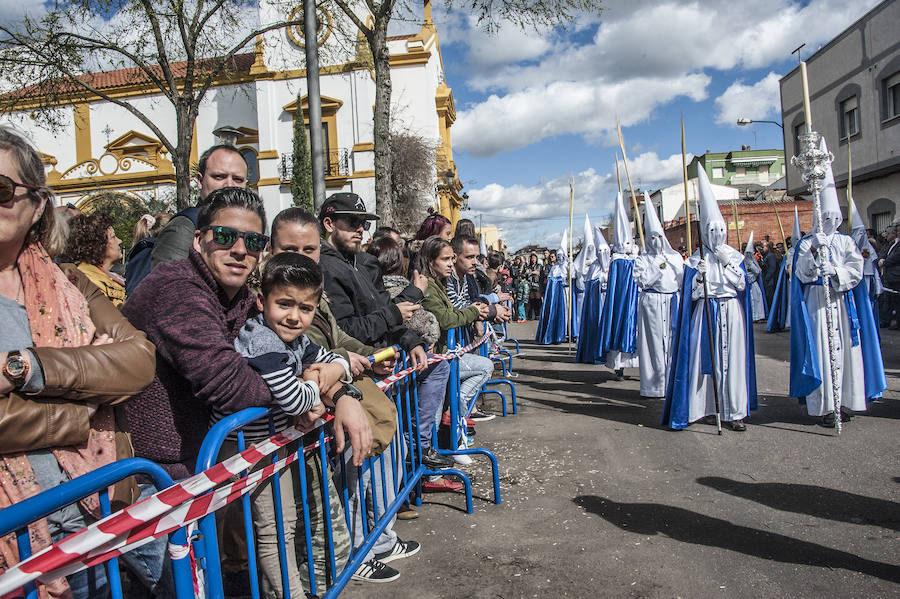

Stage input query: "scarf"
[{"left": 0, "top": 243, "right": 116, "bottom": 599}]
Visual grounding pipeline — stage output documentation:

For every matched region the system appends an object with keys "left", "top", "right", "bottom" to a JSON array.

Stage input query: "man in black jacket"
[
  {"left": 879, "top": 224, "right": 900, "bottom": 328},
  {"left": 317, "top": 193, "right": 456, "bottom": 581}
]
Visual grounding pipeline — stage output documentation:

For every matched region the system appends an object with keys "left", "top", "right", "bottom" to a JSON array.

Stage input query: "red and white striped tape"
[
  {"left": 375, "top": 332, "right": 490, "bottom": 392},
  {"left": 0, "top": 332, "right": 488, "bottom": 594}
]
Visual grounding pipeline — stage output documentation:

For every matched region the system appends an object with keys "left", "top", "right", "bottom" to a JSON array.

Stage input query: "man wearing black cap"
[
  {"left": 319, "top": 193, "right": 426, "bottom": 359},
  {"left": 318, "top": 193, "right": 452, "bottom": 582}
]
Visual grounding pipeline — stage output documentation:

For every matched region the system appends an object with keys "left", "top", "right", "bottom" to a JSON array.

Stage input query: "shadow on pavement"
[
  {"left": 524, "top": 394, "right": 665, "bottom": 428},
  {"left": 574, "top": 495, "right": 900, "bottom": 583},
  {"left": 696, "top": 477, "right": 900, "bottom": 531}
]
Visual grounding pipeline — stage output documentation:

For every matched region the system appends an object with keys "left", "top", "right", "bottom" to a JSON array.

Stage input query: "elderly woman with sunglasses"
[{"left": 0, "top": 127, "right": 168, "bottom": 598}]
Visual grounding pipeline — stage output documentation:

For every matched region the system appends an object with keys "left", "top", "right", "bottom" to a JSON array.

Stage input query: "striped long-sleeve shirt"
[{"left": 216, "top": 313, "right": 351, "bottom": 440}]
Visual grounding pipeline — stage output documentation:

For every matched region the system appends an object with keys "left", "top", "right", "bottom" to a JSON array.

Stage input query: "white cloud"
[
  {"left": 454, "top": 74, "right": 709, "bottom": 157},
  {"left": 0, "top": 0, "right": 46, "bottom": 30},
  {"left": 466, "top": 152, "right": 690, "bottom": 249},
  {"left": 451, "top": 0, "right": 882, "bottom": 157},
  {"left": 714, "top": 72, "right": 782, "bottom": 126}
]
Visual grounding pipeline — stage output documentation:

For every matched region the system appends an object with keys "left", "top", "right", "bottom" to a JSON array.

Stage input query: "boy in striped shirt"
[{"left": 229, "top": 251, "right": 353, "bottom": 596}]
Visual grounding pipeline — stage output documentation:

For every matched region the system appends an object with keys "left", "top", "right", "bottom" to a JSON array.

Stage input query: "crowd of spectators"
[
  {"left": 8, "top": 123, "right": 894, "bottom": 598},
  {"left": 0, "top": 131, "right": 540, "bottom": 598}
]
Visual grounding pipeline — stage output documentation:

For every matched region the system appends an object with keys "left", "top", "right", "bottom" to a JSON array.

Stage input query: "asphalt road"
[{"left": 342, "top": 322, "right": 900, "bottom": 599}]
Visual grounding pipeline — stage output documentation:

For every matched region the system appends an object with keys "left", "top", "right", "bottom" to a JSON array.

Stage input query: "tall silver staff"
[{"left": 790, "top": 46, "right": 842, "bottom": 433}]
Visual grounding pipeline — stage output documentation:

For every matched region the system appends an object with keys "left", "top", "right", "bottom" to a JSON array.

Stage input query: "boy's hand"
[
  {"left": 305, "top": 362, "right": 346, "bottom": 392},
  {"left": 293, "top": 403, "right": 326, "bottom": 432},
  {"left": 346, "top": 352, "right": 369, "bottom": 377}
]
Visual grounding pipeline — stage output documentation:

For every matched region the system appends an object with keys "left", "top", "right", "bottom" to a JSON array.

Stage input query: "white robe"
[
  {"left": 745, "top": 257, "right": 766, "bottom": 321},
  {"left": 794, "top": 234, "right": 866, "bottom": 416},
  {"left": 606, "top": 252, "right": 639, "bottom": 370},
  {"left": 633, "top": 252, "right": 683, "bottom": 397},
  {"left": 685, "top": 247, "right": 749, "bottom": 423}
]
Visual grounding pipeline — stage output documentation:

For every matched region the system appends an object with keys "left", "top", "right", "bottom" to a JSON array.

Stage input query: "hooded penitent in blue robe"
[
  {"left": 535, "top": 276, "right": 568, "bottom": 344},
  {"left": 661, "top": 263, "right": 758, "bottom": 430},
  {"left": 766, "top": 257, "right": 790, "bottom": 332},
  {"left": 788, "top": 240, "right": 887, "bottom": 405},
  {"left": 576, "top": 277, "right": 603, "bottom": 363},
  {"left": 597, "top": 258, "right": 639, "bottom": 364}
]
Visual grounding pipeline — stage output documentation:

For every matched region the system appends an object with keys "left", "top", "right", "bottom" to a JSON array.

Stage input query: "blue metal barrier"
[
  {"left": 0, "top": 458, "right": 194, "bottom": 599},
  {"left": 190, "top": 350, "right": 490, "bottom": 599},
  {"left": 477, "top": 340, "right": 519, "bottom": 417},
  {"left": 435, "top": 329, "right": 501, "bottom": 505}
]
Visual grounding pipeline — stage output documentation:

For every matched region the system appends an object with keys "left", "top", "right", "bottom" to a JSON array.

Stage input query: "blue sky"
[{"left": 423, "top": 0, "right": 881, "bottom": 251}]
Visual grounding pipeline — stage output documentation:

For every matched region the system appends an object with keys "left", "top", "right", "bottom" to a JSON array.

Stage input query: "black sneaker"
[
  {"left": 614, "top": 368, "right": 625, "bottom": 381},
  {"left": 727, "top": 419, "right": 747, "bottom": 432},
  {"left": 352, "top": 558, "right": 400, "bottom": 583},
  {"left": 422, "top": 448, "right": 453, "bottom": 468},
  {"left": 374, "top": 538, "right": 421, "bottom": 564},
  {"left": 469, "top": 409, "right": 496, "bottom": 422}
]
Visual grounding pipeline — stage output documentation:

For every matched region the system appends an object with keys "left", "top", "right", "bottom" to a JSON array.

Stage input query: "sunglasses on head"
[
  {"left": 200, "top": 225, "right": 269, "bottom": 253},
  {"left": 0, "top": 174, "right": 42, "bottom": 205}
]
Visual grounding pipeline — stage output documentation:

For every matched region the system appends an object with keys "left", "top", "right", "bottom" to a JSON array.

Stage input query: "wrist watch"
[
  {"left": 332, "top": 383, "right": 363, "bottom": 403},
  {"left": 3, "top": 350, "right": 30, "bottom": 389}
]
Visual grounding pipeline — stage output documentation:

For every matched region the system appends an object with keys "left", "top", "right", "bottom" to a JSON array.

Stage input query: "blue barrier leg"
[
  {"left": 478, "top": 388, "right": 508, "bottom": 417},
  {"left": 236, "top": 431, "right": 261, "bottom": 599},
  {"left": 98, "top": 490, "right": 124, "bottom": 599}
]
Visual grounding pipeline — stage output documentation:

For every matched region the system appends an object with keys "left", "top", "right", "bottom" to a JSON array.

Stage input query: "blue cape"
[
  {"left": 571, "top": 286, "right": 583, "bottom": 341},
  {"left": 576, "top": 278, "right": 604, "bottom": 363},
  {"left": 535, "top": 276, "right": 568, "bottom": 344},
  {"left": 765, "top": 258, "right": 790, "bottom": 332},
  {"left": 788, "top": 250, "right": 887, "bottom": 401},
  {"left": 662, "top": 264, "right": 758, "bottom": 430},
  {"left": 597, "top": 258, "right": 639, "bottom": 363}
]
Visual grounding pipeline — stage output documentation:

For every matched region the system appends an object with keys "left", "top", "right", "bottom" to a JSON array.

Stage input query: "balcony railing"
[{"left": 280, "top": 148, "right": 350, "bottom": 180}]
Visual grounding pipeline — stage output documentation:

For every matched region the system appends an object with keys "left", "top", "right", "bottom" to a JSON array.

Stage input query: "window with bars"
[{"left": 840, "top": 95, "right": 860, "bottom": 138}]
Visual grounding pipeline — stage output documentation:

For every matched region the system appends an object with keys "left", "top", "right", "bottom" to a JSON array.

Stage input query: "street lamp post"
[{"left": 737, "top": 117, "right": 784, "bottom": 130}]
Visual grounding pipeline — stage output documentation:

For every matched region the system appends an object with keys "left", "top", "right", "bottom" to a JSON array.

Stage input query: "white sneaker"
[{"left": 453, "top": 446, "right": 473, "bottom": 465}]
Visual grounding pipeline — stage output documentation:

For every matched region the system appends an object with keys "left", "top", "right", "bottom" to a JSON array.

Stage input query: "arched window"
[{"left": 240, "top": 147, "right": 259, "bottom": 184}]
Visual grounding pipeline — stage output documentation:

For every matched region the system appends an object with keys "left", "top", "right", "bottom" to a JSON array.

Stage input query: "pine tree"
[{"left": 291, "top": 98, "right": 314, "bottom": 211}]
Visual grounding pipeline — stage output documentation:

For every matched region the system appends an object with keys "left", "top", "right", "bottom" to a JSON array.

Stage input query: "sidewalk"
[{"left": 342, "top": 321, "right": 900, "bottom": 598}]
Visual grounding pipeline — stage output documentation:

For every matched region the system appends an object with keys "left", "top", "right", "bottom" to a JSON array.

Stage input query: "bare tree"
[
  {"left": 390, "top": 129, "right": 437, "bottom": 236},
  {"left": 0, "top": 0, "right": 306, "bottom": 209},
  {"left": 327, "top": 0, "right": 604, "bottom": 221}
]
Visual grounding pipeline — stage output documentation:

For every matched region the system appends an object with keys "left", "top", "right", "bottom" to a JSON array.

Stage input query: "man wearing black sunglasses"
[{"left": 319, "top": 193, "right": 427, "bottom": 366}]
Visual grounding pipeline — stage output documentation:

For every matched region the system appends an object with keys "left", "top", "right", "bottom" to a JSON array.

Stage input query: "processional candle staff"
[{"left": 790, "top": 45, "right": 842, "bottom": 434}]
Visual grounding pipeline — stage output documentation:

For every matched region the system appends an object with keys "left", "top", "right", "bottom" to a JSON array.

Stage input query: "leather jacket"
[{"left": 0, "top": 264, "right": 156, "bottom": 455}]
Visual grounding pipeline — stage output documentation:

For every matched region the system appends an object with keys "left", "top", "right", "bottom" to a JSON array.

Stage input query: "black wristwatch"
[
  {"left": 332, "top": 383, "right": 363, "bottom": 402},
  {"left": 3, "top": 350, "right": 30, "bottom": 389}
]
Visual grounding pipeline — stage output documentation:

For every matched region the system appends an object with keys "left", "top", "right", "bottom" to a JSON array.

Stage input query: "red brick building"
[{"left": 663, "top": 194, "right": 814, "bottom": 253}]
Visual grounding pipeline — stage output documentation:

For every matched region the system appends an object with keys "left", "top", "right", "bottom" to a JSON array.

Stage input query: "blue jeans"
[
  {"left": 414, "top": 359, "right": 450, "bottom": 450},
  {"left": 337, "top": 440, "right": 401, "bottom": 562},
  {"left": 458, "top": 353, "right": 493, "bottom": 416},
  {"left": 61, "top": 483, "right": 175, "bottom": 599},
  {"left": 517, "top": 302, "right": 526, "bottom": 320}
]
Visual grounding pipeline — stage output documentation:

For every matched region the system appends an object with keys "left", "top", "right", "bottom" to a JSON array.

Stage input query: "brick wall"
[{"left": 664, "top": 197, "right": 814, "bottom": 252}]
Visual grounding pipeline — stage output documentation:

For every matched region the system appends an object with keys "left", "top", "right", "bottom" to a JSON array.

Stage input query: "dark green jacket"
[{"left": 421, "top": 277, "right": 480, "bottom": 352}]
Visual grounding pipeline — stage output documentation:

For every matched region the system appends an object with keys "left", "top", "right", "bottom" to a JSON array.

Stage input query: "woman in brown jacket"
[{"left": 0, "top": 127, "right": 164, "bottom": 598}]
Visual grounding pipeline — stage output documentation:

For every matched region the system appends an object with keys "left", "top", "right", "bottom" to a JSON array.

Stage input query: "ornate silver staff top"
[{"left": 791, "top": 130, "right": 842, "bottom": 433}]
